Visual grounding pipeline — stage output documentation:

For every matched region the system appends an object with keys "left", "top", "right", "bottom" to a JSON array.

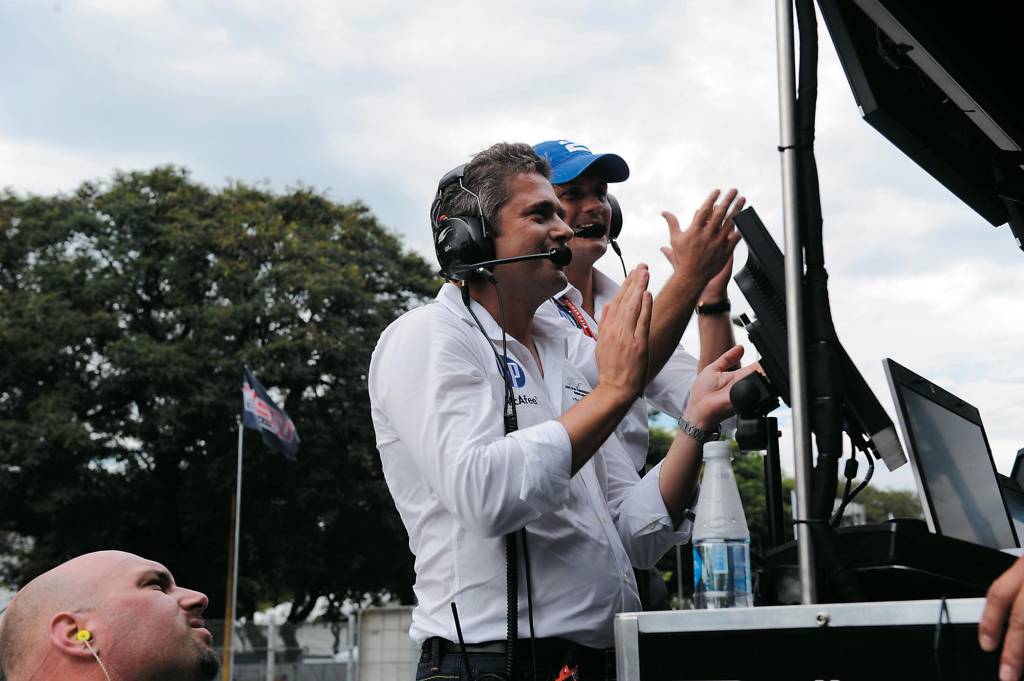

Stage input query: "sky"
[{"left": 2, "top": 0, "right": 1022, "bottom": 494}]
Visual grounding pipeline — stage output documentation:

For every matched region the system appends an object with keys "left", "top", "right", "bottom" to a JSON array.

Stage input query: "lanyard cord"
[
  {"left": 552, "top": 296, "right": 596, "bottom": 339},
  {"left": 461, "top": 284, "right": 538, "bottom": 681}
]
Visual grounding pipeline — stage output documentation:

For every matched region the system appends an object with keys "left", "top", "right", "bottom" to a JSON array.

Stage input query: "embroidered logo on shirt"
[
  {"left": 564, "top": 381, "right": 590, "bottom": 401},
  {"left": 496, "top": 357, "right": 527, "bottom": 388}
]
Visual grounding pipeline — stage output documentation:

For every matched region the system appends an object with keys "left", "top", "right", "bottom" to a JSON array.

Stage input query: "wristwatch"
[
  {"left": 696, "top": 298, "right": 730, "bottom": 315},
  {"left": 677, "top": 416, "right": 721, "bottom": 444}
]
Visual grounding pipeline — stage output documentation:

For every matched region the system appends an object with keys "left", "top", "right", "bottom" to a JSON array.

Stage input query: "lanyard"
[{"left": 555, "top": 296, "right": 596, "bottom": 339}]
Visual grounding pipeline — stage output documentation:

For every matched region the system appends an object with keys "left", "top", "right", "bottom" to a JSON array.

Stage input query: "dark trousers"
[{"left": 417, "top": 637, "right": 616, "bottom": 681}]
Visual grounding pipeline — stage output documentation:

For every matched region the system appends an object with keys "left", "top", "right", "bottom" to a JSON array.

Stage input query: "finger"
[
  {"left": 660, "top": 246, "right": 676, "bottom": 266},
  {"left": 635, "top": 290, "right": 653, "bottom": 342},
  {"left": 1000, "top": 584, "right": 1024, "bottom": 681},
  {"left": 710, "top": 345, "right": 745, "bottom": 372},
  {"left": 692, "top": 189, "right": 721, "bottom": 225},
  {"left": 618, "top": 265, "right": 649, "bottom": 328},
  {"left": 724, "top": 228, "right": 742, "bottom": 253},
  {"left": 723, "top": 362, "right": 762, "bottom": 387},
  {"left": 980, "top": 559, "right": 1024, "bottom": 651},
  {"left": 661, "top": 210, "right": 682, "bottom": 237},
  {"left": 724, "top": 196, "right": 747, "bottom": 227},
  {"left": 709, "top": 189, "right": 739, "bottom": 230}
]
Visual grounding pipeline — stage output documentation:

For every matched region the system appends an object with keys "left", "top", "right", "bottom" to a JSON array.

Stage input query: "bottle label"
[
  {"left": 692, "top": 545, "right": 703, "bottom": 589},
  {"left": 709, "top": 543, "right": 728, "bottom": 574}
]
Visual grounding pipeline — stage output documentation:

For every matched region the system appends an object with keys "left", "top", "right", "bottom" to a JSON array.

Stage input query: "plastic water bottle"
[{"left": 692, "top": 441, "right": 753, "bottom": 609}]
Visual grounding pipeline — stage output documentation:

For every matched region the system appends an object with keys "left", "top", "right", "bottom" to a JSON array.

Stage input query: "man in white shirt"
[{"left": 368, "top": 142, "right": 757, "bottom": 680}]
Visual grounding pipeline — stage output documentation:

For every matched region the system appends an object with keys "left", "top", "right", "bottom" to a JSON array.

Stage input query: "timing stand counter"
[{"left": 614, "top": 598, "right": 1001, "bottom": 681}]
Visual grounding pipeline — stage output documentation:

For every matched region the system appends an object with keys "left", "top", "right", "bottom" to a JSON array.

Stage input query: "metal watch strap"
[{"left": 677, "top": 416, "right": 720, "bottom": 444}]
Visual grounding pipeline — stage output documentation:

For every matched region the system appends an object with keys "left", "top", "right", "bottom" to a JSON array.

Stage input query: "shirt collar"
[
  {"left": 554, "top": 267, "right": 618, "bottom": 309},
  {"left": 436, "top": 283, "right": 573, "bottom": 342}
]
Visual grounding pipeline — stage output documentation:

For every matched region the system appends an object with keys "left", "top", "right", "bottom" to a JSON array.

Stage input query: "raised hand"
[
  {"left": 596, "top": 264, "right": 653, "bottom": 402},
  {"left": 660, "top": 190, "right": 744, "bottom": 290},
  {"left": 682, "top": 345, "right": 761, "bottom": 429}
]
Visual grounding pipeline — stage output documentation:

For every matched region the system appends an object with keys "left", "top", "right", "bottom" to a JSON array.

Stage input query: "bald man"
[{"left": 0, "top": 550, "right": 217, "bottom": 681}]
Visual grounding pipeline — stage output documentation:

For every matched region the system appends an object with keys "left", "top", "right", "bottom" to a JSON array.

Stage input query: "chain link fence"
[{"left": 209, "top": 618, "right": 354, "bottom": 681}]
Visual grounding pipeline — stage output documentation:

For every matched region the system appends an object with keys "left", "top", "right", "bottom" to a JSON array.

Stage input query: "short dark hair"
[{"left": 435, "top": 142, "right": 551, "bottom": 235}]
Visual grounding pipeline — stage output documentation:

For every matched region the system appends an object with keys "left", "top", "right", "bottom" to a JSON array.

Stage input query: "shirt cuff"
[
  {"left": 627, "top": 460, "right": 696, "bottom": 543},
  {"left": 510, "top": 420, "right": 572, "bottom": 514}
]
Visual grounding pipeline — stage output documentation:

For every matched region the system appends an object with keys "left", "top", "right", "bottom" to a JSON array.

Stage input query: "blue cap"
[{"left": 533, "top": 140, "right": 630, "bottom": 185}]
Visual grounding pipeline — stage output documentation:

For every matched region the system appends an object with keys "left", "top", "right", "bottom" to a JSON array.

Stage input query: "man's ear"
[{"left": 48, "top": 612, "right": 96, "bottom": 660}]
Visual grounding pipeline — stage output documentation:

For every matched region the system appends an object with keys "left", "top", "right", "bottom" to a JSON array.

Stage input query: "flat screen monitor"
[
  {"left": 816, "top": 0, "right": 1024, "bottom": 231},
  {"left": 884, "top": 358, "right": 1018, "bottom": 550},
  {"left": 999, "top": 474, "right": 1024, "bottom": 548},
  {"left": 732, "top": 206, "right": 906, "bottom": 471}
]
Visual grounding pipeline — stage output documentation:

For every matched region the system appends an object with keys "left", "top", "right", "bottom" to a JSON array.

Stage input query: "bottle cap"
[{"left": 702, "top": 440, "right": 734, "bottom": 460}]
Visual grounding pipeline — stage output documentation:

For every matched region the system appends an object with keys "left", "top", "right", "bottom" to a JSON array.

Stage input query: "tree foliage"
[
  {"left": 646, "top": 425, "right": 923, "bottom": 554},
  {"left": 0, "top": 167, "right": 438, "bottom": 620}
]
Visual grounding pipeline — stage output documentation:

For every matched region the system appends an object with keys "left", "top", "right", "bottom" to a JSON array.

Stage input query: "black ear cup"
[
  {"left": 608, "top": 193, "right": 623, "bottom": 240},
  {"left": 431, "top": 164, "right": 493, "bottom": 279},
  {"left": 434, "top": 215, "right": 494, "bottom": 278}
]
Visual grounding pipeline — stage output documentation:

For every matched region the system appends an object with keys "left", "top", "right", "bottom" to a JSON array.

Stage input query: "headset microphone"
[{"left": 450, "top": 247, "right": 572, "bottom": 280}]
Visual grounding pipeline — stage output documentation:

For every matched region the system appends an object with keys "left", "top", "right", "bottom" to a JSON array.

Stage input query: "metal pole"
[
  {"left": 763, "top": 417, "right": 786, "bottom": 550},
  {"left": 228, "top": 419, "right": 245, "bottom": 679},
  {"left": 265, "top": 619, "right": 275, "bottom": 681},
  {"left": 675, "top": 544, "right": 684, "bottom": 605},
  {"left": 775, "top": 0, "right": 817, "bottom": 604}
]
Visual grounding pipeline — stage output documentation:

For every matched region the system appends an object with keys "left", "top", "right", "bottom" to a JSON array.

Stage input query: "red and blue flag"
[{"left": 241, "top": 366, "right": 299, "bottom": 461}]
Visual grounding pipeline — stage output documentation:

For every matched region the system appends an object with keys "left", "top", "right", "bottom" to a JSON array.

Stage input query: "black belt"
[{"left": 422, "top": 637, "right": 616, "bottom": 680}]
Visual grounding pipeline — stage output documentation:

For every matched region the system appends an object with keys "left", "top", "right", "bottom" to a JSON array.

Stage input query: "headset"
[
  {"left": 608, "top": 192, "right": 623, "bottom": 241},
  {"left": 607, "top": 193, "right": 627, "bottom": 277},
  {"left": 430, "top": 164, "right": 493, "bottom": 280}
]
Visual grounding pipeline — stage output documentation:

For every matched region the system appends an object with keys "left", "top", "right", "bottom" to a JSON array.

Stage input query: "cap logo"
[{"left": 558, "top": 140, "right": 591, "bottom": 154}]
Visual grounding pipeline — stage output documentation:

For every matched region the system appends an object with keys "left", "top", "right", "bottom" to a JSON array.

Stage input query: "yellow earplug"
[{"left": 76, "top": 630, "right": 92, "bottom": 642}]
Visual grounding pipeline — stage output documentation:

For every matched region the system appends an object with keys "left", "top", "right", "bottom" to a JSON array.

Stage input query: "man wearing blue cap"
[
  {"left": 533, "top": 140, "right": 742, "bottom": 611},
  {"left": 533, "top": 139, "right": 742, "bottom": 473}
]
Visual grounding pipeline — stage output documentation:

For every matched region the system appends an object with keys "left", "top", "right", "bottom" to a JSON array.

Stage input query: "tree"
[
  {"left": 646, "top": 424, "right": 921, "bottom": 559},
  {"left": 0, "top": 167, "right": 438, "bottom": 621}
]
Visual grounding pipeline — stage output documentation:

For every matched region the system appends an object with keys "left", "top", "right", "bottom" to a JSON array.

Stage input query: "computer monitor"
[
  {"left": 816, "top": 0, "right": 1024, "bottom": 234},
  {"left": 732, "top": 207, "right": 907, "bottom": 471},
  {"left": 998, "top": 474, "right": 1024, "bottom": 547},
  {"left": 884, "top": 358, "right": 1018, "bottom": 550}
]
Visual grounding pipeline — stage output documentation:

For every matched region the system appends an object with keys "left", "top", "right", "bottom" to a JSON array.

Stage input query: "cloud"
[{"left": 2, "top": 0, "right": 1020, "bottom": 494}]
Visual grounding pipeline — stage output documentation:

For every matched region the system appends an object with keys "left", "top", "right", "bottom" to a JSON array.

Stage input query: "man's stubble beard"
[{"left": 195, "top": 640, "right": 220, "bottom": 681}]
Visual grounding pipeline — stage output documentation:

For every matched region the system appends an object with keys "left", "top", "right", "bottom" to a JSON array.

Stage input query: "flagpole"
[
  {"left": 221, "top": 492, "right": 236, "bottom": 681},
  {"left": 224, "top": 417, "right": 245, "bottom": 681}
]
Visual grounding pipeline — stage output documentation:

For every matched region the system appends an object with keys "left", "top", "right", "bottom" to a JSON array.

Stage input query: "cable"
[
  {"left": 461, "top": 279, "right": 537, "bottom": 681},
  {"left": 450, "top": 603, "right": 478, "bottom": 681},
  {"left": 81, "top": 637, "right": 114, "bottom": 681},
  {"left": 933, "top": 595, "right": 956, "bottom": 681},
  {"left": 521, "top": 529, "right": 538, "bottom": 681},
  {"left": 830, "top": 439, "right": 875, "bottom": 527},
  {"left": 610, "top": 240, "right": 628, "bottom": 278}
]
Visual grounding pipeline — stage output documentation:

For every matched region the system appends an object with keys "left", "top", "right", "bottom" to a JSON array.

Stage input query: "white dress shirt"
[
  {"left": 537, "top": 268, "right": 699, "bottom": 471},
  {"left": 368, "top": 283, "right": 692, "bottom": 648}
]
